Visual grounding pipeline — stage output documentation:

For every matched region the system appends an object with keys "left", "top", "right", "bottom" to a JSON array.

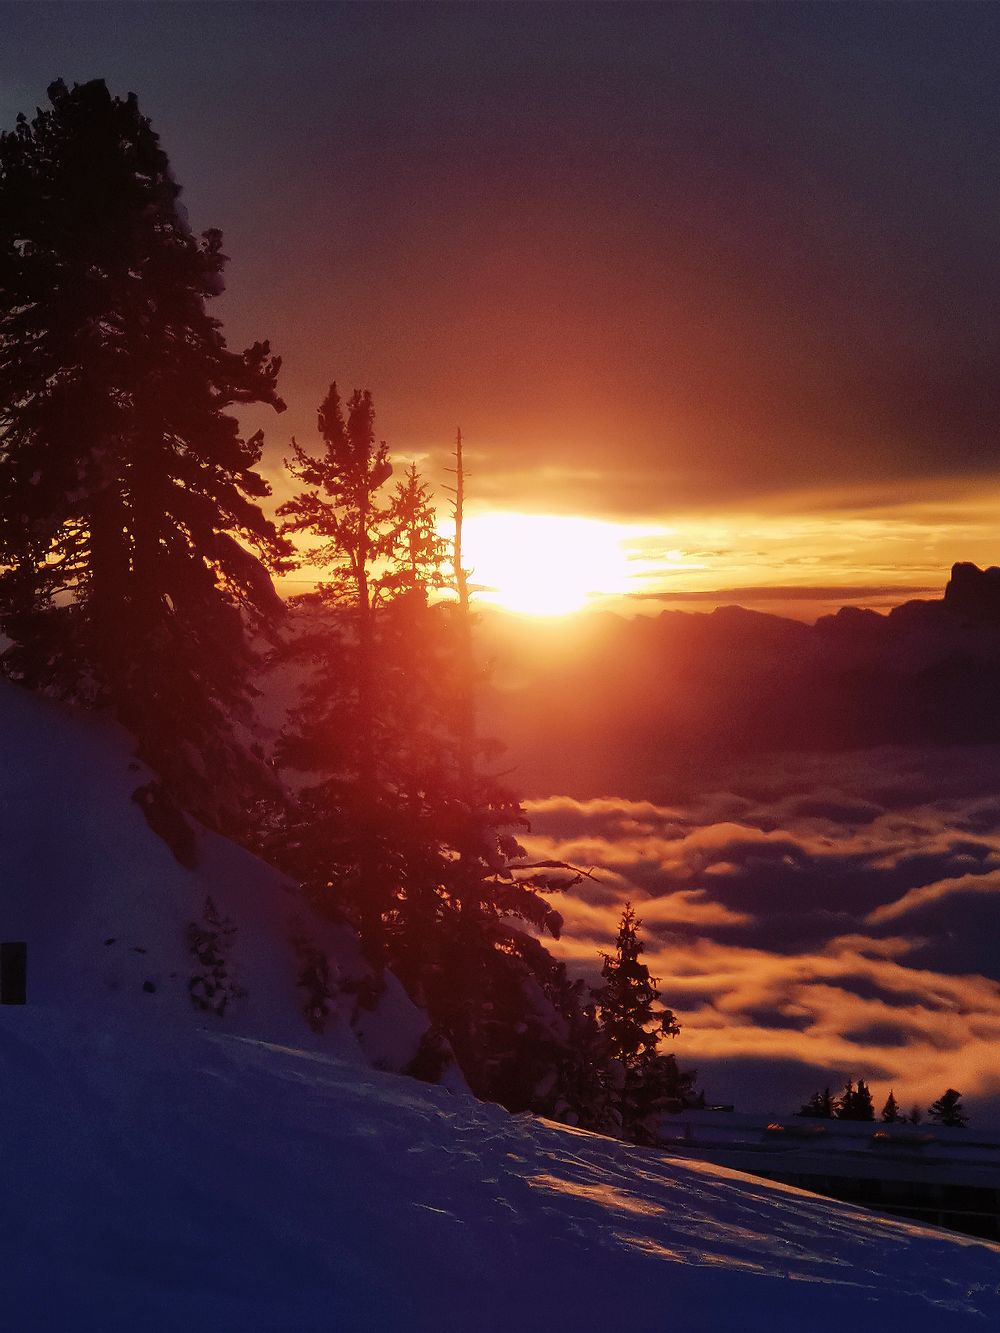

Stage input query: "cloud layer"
[{"left": 521, "top": 747, "right": 1000, "bottom": 1123}]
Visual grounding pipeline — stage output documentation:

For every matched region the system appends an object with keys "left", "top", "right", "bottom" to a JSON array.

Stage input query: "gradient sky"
[{"left": 3, "top": 2, "right": 999, "bottom": 612}]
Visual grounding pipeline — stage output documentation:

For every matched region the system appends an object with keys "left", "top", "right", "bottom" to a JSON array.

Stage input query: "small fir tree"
[
  {"left": 928, "top": 1088, "right": 968, "bottom": 1128},
  {"left": 592, "top": 903, "right": 690, "bottom": 1141},
  {"left": 187, "top": 896, "right": 245, "bottom": 1016},
  {"left": 594, "top": 904, "right": 678, "bottom": 1065},
  {"left": 798, "top": 1088, "right": 835, "bottom": 1119},
  {"left": 386, "top": 463, "right": 449, "bottom": 599},
  {"left": 881, "top": 1090, "right": 903, "bottom": 1123}
]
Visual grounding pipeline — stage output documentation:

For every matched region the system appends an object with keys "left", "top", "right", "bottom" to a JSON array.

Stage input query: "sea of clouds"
[{"left": 521, "top": 745, "right": 1000, "bottom": 1124}]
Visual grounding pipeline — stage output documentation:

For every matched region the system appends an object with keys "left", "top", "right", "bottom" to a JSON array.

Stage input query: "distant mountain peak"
[{"left": 944, "top": 562, "right": 1000, "bottom": 621}]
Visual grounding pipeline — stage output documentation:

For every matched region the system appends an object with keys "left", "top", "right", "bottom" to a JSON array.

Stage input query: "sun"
[{"left": 457, "top": 513, "right": 631, "bottom": 615}]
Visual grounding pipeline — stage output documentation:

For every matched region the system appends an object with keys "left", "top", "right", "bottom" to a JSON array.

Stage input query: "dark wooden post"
[{"left": 0, "top": 941, "right": 27, "bottom": 1003}]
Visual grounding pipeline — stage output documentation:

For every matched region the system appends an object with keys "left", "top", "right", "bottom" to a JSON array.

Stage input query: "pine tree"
[
  {"left": 881, "top": 1090, "right": 903, "bottom": 1123},
  {"left": 276, "top": 384, "right": 399, "bottom": 959},
  {"left": 908, "top": 1104, "right": 923, "bottom": 1125},
  {"left": 928, "top": 1088, "right": 968, "bottom": 1128},
  {"left": 798, "top": 1088, "right": 835, "bottom": 1118},
  {"left": 386, "top": 463, "right": 449, "bottom": 600},
  {"left": 593, "top": 903, "right": 689, "bottom": 1141},
  {"left": 856, "top": 1077, "right": 876, "bottom": 1120},
  {"left": 0, "top": 80, "right": 288, "bottom": 831},
  {"left": 594, "top": 904, "right": 678, "bottom": 1065},
  {"left": 270, "top": 411, "right": 620, "bottom": 1128},
  {"left": 836, "top": 1077, "right": 875, "bottom": 1121}
]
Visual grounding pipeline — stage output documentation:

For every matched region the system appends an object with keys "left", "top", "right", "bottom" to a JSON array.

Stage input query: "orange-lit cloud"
[
  {"left": 518, "top": 754, "right": 1000, "bottom": 1119},
  {"left": 866, "top": 869, "right": 1000, "bottom": 926}
]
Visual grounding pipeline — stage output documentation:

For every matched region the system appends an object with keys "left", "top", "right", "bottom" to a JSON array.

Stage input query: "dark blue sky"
[{"left": 2, "top": 2, "right": 998, "bottom": 520}]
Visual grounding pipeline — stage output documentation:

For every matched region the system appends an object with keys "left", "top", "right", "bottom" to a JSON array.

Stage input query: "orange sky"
[
  {"left": 7, "top": 7, "right": 996, "bottom": 621},
  {"left": 274, "top": 472, "right": 1000, "bottom": 621}
]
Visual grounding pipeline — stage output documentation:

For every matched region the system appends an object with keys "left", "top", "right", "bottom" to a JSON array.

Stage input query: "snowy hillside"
[
  {"left": 2, "top": 680, "right": 999, "bottom": 1329},
  {"left": 0, "top": 680, "right": 433, "bottom": 1072},
  {"left": 2, "top": 1009, "right": 998, "bottom": 1330}
]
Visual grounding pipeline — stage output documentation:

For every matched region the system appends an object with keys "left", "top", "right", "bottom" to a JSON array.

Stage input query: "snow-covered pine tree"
[
  {"left": 928, "top": 1088, "right": 968, "bottom": 1128},
  {"left": 0, "top": 80, "right": 289, "bottom": 833}
]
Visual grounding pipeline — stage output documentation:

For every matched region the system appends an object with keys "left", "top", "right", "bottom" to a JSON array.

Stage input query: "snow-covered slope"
[
  {"left": 2, "top": 1007, "right": 998, "bottom": 1331},
  {"left": 0, "top": 680, "right": 430, "bottom": 1071},
  {"left": 2, "top": 681, "right": 999, "bottom": 1329}
]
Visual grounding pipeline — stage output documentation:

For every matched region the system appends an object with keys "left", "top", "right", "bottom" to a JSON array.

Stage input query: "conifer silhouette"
[
  {"left": 270, "top": 409, "right": 614, "bottom": 1124},
  {"left": 0, "top": 80, "right": 288, "bottom": 831},
  {"left": 276, "top": 384, "right": 400, "bottom": 960},
  {"left": 593, "top": 903, "right": 691, "bottom": 1141},
  {"left": 928, "top": 1088, "right": 968, "bottom": 1128},
  {"left": 881, "top": 1090, "right": 903, "bottom": 1123},
  {"left": 798, "top": 1087, "right": 836, "bottom": 1119},
  {"left": 595, "top": 904, "right": 677, "bottom": 1064},
  {"left": 836, "top": 1078, "right": 875, "bottom": 1121}
]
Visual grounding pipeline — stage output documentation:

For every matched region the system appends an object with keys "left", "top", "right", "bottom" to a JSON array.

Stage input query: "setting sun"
[{"left": 457, "top": 513, "right": 632, "bottom": 615}]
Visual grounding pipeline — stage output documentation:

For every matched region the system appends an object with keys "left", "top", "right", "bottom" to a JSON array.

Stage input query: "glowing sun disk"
[{"left": 457, "top": 513, "right": 631, "bottom": 615}]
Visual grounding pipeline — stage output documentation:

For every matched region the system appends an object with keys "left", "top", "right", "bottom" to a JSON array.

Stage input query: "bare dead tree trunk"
[
  {"left": 447, "top": 428, "right": 484, "bottom": 919},
  {"left": 451, "top": 428, "right": 476, "bottom": 792},
  {"left": 355, "top": 484, "right": 384, "bottom": 968}
]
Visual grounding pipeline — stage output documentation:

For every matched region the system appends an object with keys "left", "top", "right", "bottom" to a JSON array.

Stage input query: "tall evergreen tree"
[
  {"left": 276, "top": 384, "right": 399, "bottom": 958},
  {"left": 594, "top": 904, "right": 678, "bottom": 1064},
  {"left": 593, "top": 903, "right": 691, "bottom": 1141},
  {"left": 411, "top": 427, "right": 603, "bottom": 1119},
  {"left": 0, "top": 80, "right": 288, "bottom": 831},
  {"left": 928, "top": 1088, "right": 968, "bottom": 1128},
  {"left": 272, "top": 409, "right": 613, "bottom": 1125}
]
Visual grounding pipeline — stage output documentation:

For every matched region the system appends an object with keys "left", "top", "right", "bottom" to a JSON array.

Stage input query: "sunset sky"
[
  {"left": 6, "top": 0, "right": 1000, "bottom": 1126},
  {"left": 3, "top": 2, "right": 999, "bottom": 617}
]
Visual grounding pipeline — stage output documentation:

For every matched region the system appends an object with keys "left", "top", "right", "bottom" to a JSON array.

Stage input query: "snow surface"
[
  {"left": 0, "top": 680, "right": 435, "bottom": 1074},
  {"left": 3, "top": 1008, "right": 999, "bottom": 1331},
  {"left": 2, "top": 682, "right": 1000, "bottom": 1329}
]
